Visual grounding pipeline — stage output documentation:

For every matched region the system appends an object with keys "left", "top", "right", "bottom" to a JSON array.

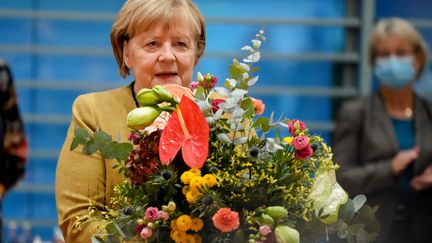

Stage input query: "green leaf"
[
  {"left": 101, "top": 142, "right": 117, "bottom": 160},
  {"left": 72, "top": 127, "right": 89, "bottom": 149},
  {"left": 82, "top": 140, "right": 97, "bottom": 155},
  {"left": 105, "top": 222, "right": 126, "bottom": 239},
  {"left": 74, "top": 127, "right": 89, "bottom": 140},
  {"left": 253, "top": 117, "right": 270, "bottom": 132},
  {"left": 115, "top": 143, "right": 134, "bottom": 161},
  {"left": 93, "top": 131, "right": 112, "bottom": 149},
  {"left": 91, "top": 236, "right": 105, "bottom": 243},
  {"left": 340, "top": 199, "right": 355, "bottom": 222},
  {"left": 240, "top": 97, "right": 254, "bottom": 118},
  {"left": 70, "top": 137, "right": 80, "bottom": 151},
  {"left": 352, "top": 194, "right": 367, "bottom": 213},
  {"left": 217, "top": 133, "right": 232, "bottom": 144}
]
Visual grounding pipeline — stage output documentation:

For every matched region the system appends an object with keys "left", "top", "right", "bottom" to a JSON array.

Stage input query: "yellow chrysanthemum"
[
  {"left": 184, "top": 234, "right": 196, "bottom": 243},
  {"left": 171, "top": 219, "right": 179, "bottom": 231},
  {"left": 192, "top": 234, "right": 202, "bottom": 243},
  {"left": 180, "top": 171, "right": 195, "bottom": 184},
  {"left": 189, "top": 168, "right": 201, "bottom": 176},
  {"left": 190, "top": 217, "right": 204, "bottom": 232},
  {"left": 171, "top": 230, "right": 187, "bottom": 242},
  {"left": 186, "top": 190, "right": 201, "bottom": 204},
  {"left": 203, "top": 174, "right": 217, "bottom": 187},
  {"left": 176, "top": 215, "right": 192, "bottom": 231},
  {"left": 283, "top": 136, "right": 293, "bottom": 144},
  {"left": 182, "top": 185, "right": 191, "bottom": 195},
  {"left": 189, "top": 176, "right": 204, "bottom": 191}
]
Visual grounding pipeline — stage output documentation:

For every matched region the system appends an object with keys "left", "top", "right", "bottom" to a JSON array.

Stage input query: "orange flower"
[
  {"left": 251, "top": 97, "right": 265, "bottom": 115},
  {"left": 211, "top": 208, "right": 240, "bottom": 233}
]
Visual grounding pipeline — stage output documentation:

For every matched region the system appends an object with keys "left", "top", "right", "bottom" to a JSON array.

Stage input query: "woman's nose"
[{"left": 158, "top": 45, "right": 176, "bottom": 62}]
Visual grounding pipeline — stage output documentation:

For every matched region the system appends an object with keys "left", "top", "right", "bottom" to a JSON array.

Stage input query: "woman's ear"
[{"left": 123, "top": 40, "right": 131, "bottom": 68}]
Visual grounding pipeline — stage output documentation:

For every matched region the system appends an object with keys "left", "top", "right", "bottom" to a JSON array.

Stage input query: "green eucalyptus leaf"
[
  {"left": 217, "top": 133, "right": 232, "bottom": 144},
  {"left": 101, "top": 142, "right": 117, "bottom": 160},
  {"left": 91, "top": 236, "right": 105, "bottom": 243},
  {"left": 247, "top": 76, "right": 259, "bottom": 86},
  {"left": 352, "top": 194, "right": 367, "bottom": 213},
  {"left": 82, "top": 140, "right": 97, "bottom": 155},
  {"left": 93, "top": 131, "right": 112, "bottom": 149},
  {"left": 115, "top": 143, "right": 134, "bottom": 161},
  {"left": 74, "top": 127, "right": 89, "bottom": 140},
  {"left": 233, "top": 137, "right": 247, "bottom": 145},
  {"left": 70, "top": 137, "right": 80, "bottom": 151},
  {"left": 340, "top": 199, "right": 355, "bottom": 222}
]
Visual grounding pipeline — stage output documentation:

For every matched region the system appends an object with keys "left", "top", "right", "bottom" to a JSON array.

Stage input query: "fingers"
[{"left": 411, "top": 165, "right": 432, "bottom": 191}]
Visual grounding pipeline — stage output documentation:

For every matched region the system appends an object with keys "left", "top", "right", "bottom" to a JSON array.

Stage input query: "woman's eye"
[
  {"left": 176, "top": 41, "right": 188, "bottom": 48},
  {"left": 146, "top": 41, "right": 158, "bottom": 47}
]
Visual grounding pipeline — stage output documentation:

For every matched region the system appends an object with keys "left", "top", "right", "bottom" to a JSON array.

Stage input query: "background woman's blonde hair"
[
  {"left": 110, "top": 0, "right": 206, "bottom": 78},
  {"left": 369, "top": 17, "right": 428, "bottom": 78}
]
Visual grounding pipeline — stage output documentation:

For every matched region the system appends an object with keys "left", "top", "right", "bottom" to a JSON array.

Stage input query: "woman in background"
[
  {"left": 0, "top": 59, "right": 28, "bottom": 241},
  {"left": 55, "top": 0, "right": 206, "bottom": 241},
  {"left": 333, "top": 17, "right": 432, "bottom": 243}
]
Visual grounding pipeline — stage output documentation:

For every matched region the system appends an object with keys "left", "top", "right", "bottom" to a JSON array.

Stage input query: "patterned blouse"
[{"left": 0, "top": 60, "right": 27, "bottom": 191}]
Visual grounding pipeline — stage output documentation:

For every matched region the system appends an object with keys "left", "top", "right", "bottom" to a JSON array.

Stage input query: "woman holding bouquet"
[
  {"left": 333, "top": 18, "right": 432, "bottom": 243},
  {"left": 55, "top": 0, "right": 206, "bottom": 241}
]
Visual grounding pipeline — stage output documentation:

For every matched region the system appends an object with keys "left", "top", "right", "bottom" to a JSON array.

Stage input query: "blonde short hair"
[
  {"left": 110, "top": 0, "right": 206, "bottom": 78},
  {"left": 369, "top": 17, "right": 428, "bottom": 78}
]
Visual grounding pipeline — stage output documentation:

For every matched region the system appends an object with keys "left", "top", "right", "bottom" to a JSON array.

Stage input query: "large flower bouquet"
[{"left": 72, "top": 30, "right": 379, "bottom": 243}]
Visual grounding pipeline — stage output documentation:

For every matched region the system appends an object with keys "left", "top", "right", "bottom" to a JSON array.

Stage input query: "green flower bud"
[
  {"left": 258, "top": 213, "right": 274, "bottom": 228},
  {"left": 136, "top": 88, "right": 161, "bottom": 106},
  {"left": 152, "top": 85, "right": 174, "bottom": 102},
  {"left": 127, "top": 107, "right": 160, "bottom": 130},
  {"left": 274, "top": 225, "right": 299, "bottom": 243},
  {"left": 197, "top": 72, "right": 204, "bottom": 82},
  {"left": 263, "top": 206, "right": 288, "bottom": 221}
]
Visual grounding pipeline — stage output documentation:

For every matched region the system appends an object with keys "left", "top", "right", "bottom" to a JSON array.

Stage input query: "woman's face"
[
  {"left": 375, "top": 35, "right": 421, "bottom": 72},
  {"left": 123, "top": 22, "right": 197, "bottom": 90}
]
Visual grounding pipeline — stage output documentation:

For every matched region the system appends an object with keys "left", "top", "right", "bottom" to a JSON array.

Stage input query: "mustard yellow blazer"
[{"left": 56, "top": 84, "right": 136, "bottom": 242}]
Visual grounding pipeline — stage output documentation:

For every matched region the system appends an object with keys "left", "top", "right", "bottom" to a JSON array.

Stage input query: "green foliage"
[{"left": 70, "top": 128, "right": 133, "bottom": 175}]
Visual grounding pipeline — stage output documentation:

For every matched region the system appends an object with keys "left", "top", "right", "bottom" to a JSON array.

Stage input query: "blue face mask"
[{"left": 374, "top": 56, "right": 416, "bottom": 89}]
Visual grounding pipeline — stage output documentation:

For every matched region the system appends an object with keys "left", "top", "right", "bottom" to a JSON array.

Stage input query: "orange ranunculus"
[
  {"left": 212, "top": 208, "right": 240, "bottom": 233},
  {"left": 251, "top": 97, "right": 265, "bottom": 115}
]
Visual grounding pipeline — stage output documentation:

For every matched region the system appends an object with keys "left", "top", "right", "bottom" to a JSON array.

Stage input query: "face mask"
[{"left": 374, "top": 56, "right": 416, "bottom": 89}]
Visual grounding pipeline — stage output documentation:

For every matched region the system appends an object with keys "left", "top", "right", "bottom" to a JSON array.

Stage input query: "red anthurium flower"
[{"left": 159, "top": 96, "right": 209, "bottom": 168}]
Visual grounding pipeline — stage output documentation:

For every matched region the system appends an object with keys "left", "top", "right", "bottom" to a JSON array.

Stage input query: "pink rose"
[
  {"left": 291, "top": 136, "right": 309, "bottom": 150},
  {"left": 157, "top": 210, "right": 169, "bottom": 221},
  {"left": 140, "top": 227, "right": 152, "bottom": 239},
  {"left": 288, "top": 119, "right": 307, "bottom": 136},
  {"left": 212, "top": 99, "right": 225, "bottom": 113},
  {"left": 294, "top": 146, "right": 313, "bottom": 160},
  {"left": 145, "top": 207, "right": 159, "bottom": 222}
]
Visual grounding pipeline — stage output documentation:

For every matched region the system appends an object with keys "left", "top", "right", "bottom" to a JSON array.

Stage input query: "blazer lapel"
[
  {"left": 371, "top": 94, "right": 399, "bottom": 153},
  {"left": 414, "top": 96, "right": 432, "bottom": 174}
]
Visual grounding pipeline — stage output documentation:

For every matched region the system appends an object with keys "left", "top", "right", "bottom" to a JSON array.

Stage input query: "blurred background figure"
[
  {"left": 333, "top": 18, "right": 432, "bottom": 243},
  {"left": 0, "top": 60, "right": 28, "bottom": 241}
]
